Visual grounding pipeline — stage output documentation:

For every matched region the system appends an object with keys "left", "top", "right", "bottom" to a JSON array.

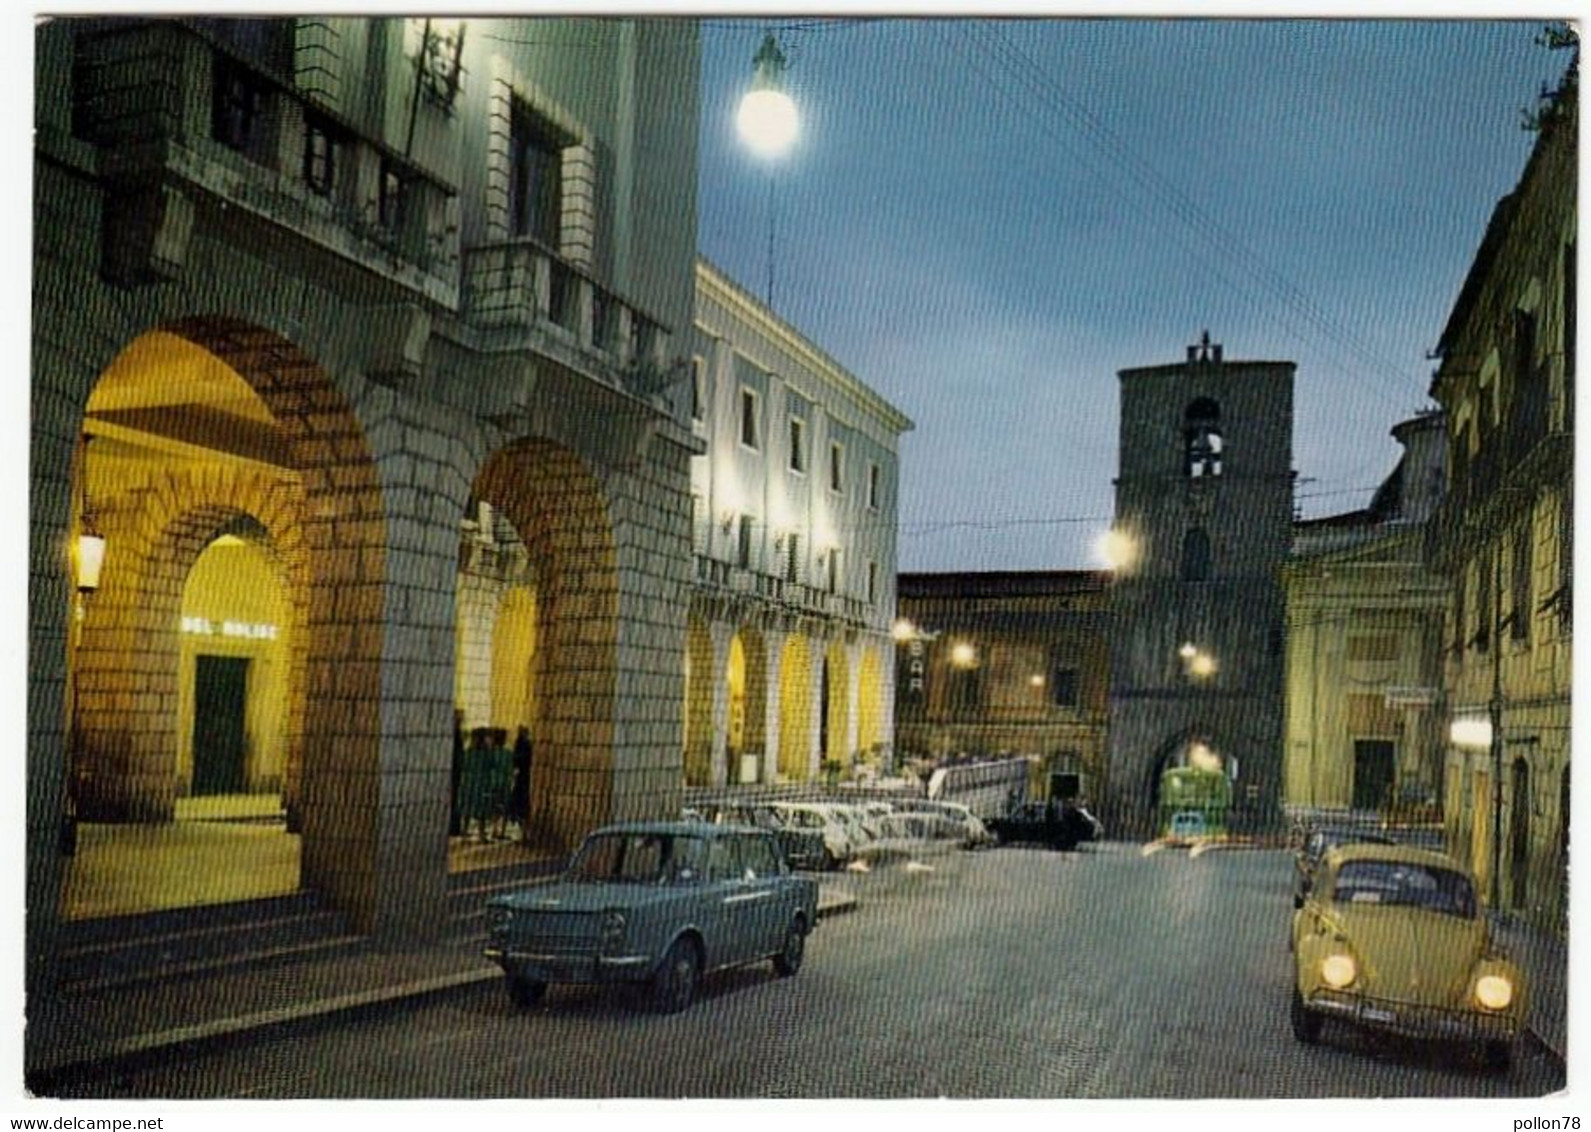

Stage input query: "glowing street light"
[
  {"left": 1095, "top": 526, "right": 1140, "bottom": 573},
  {"left": 736, "top": 34, "right": 799, "bottom": 159},
  {"left": 950, "top": 641, "right": 978, "bottom": 669}
]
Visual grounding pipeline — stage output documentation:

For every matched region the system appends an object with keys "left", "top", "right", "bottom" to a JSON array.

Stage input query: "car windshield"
[
  {"left": 567, "top": 833, "right": 710, "bottom": 885},
  {"left": 1332, "top": 860, "right": 1477, "bottom": 918}
]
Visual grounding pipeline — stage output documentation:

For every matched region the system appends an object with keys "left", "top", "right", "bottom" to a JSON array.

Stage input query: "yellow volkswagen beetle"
[{"left": 1290, "top": 842, "right": 1525, "bottom": 1071}]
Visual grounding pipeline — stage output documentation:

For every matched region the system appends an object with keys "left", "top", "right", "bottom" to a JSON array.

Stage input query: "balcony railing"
[
  {"left": 462, "top": 238, "right": 674, "bottom": 401},
  {"left": 70, "top": 18, "right": 458, "bottom": 299}
]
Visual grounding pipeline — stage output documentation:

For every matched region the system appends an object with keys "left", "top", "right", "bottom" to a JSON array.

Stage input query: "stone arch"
[
  {"left": 823, "top": 640, "right": 851, "bottom": 765},
  {"left": 75, "top": 472, "right": 309, "bottom": 823},
  {"left": 856, "top": 645, "right": 885, "bottom": 762},
  {"left": 1144, "top": 728, "right": 1226, "bottom": 820},
  {"left": 473, "top": 438, "right": 618, "bottom": 850},
  {"left": 778, "top": 634, "right": 815, "bottom": 782},
  {"left": 683, "top": 615, "right": 714, "bottom": 786},
  {"left": 74, "top": 318, "right": 386, "bottom": 922}
]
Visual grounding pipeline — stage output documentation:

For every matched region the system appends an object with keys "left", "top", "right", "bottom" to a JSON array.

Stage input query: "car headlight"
[
  {"left": 1475, "top": 974, "right": 1514, "bottom": 1011},
  {"left": 1321, "top": 952, "right": 1357, "bottom": 989},
  {"left": 600, "top": 910, "right": 627, "bottom": 948}
]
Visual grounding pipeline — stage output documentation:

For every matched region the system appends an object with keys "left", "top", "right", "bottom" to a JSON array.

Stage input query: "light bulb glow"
[{"left": 737, "top": 89, "right": 799, "bottom": 158}]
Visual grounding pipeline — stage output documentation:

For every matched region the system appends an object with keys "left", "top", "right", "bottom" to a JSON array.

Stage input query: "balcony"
[
  {"left": 462, "top": 239, "right": 674, "bottom": 403},
  {"left": 70, "top": 19, "right": 458, "bottom": 302}
]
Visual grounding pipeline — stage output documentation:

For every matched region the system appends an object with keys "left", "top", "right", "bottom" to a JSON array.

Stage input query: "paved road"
[{"left": 70, "top": 843, "right": 1565, "bottom": 1099}]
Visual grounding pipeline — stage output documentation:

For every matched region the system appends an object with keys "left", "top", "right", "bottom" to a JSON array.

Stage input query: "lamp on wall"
[
  {"left": 718, "top": 509, "right": 737, "bottom": 533},
  {"left": 76, "top": 436, "right": 105, "bottom": 595}
]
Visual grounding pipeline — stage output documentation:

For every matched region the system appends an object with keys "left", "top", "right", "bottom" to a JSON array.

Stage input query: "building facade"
[
  {"left": 32, "top": 16, "right": 702, "bottom": 989},
  {"left": 894, "top": 571, "right": 1112, "bottom": 802},
  {"left": 684, "top": 261, "right": 912, "bottom": 788},
  {"left": 1283, "top": 413, "right": 1449, "bottom": 820},
  {"left": 1105, "top": 335, "right": 1295, "bottom": 837},
  {"left": 1427, "top": 76, "right": 1575, "bottom": 931}
]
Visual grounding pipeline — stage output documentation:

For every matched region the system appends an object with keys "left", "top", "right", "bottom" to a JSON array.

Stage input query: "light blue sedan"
[{"left": 484, "top": 821, "right": 819, "bottom": 1013}]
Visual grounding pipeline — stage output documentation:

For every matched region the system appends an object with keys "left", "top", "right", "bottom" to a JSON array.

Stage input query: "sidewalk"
[{"left": 25, "top": 876, "right": 860, "bottom": 1092}]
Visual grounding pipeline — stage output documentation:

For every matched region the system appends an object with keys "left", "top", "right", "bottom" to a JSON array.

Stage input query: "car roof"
[
  {"left": 1324, "top": 841, "right": 1470, "bottom": 872},
  {"left": 586, "top": 821, "right": 765, "bottom": 839}
]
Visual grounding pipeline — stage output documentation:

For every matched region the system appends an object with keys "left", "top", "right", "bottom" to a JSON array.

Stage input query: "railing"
[
  {"left": 461, "top": 238, "right": 673, "bottom": 397},
  {"left": 70, "top": 18, "right": 457, "bottom": 296}
]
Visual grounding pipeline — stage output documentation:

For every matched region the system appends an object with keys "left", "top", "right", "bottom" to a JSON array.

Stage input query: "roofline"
[{"left": 695, "top": 257, "right": 916, "bottom": 434}]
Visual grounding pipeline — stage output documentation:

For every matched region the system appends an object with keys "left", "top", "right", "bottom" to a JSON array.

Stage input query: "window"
[
  {"left": 785, "top": 532, "right": 800, "bottom": 584},
  {"left": 378, "top": 159, "right": 410, "bottom": 234},
  {"left": 1474, "top": 549, "right": 1492, "bottom": 652},
  {"left": 1181, "top": 528, "right": 1211, "bottom": 582},
  {"left": 867, "top": 559, "right": 878, "bottom": 604},
  {"left": 947, "top": 666, "right": 984, "bottom": 715},
  {"left": 740, "top": 390, "right": 760, "bottom": 449},
  {"left": 829, "top": 442, "right": 844, "bottom": 493},
  {"left": 690, "top": 355, "right": 706, "bottom": 422},
  {"left": 826, "top": 548, "right": 840, "bottom": 594},
  {"left": 736, "top": 515, "right": 754, "bottom": 570},
  {"left": 789, "top": 417, "right": 806, "bottom": 473},
  {"left": 740, "top": 835, "right": 783, "bottom": 879},
  {"left": 509, "top": 101, "right": 566, "bottom": 247},
  {"left": 1050, "top": 665, "right": 1079, "bottom": 709},
  {"left": 1511, "top": 521, "right": 1532, "bottom": 642},
  {"left": 211, "top": 54, "right": 271, "bottom": 160},
  {"left": 1184, "top": 398, "right": 1223, "bottom": 478},
  {"left": 1452, "top": 565, "right": 1467, "bottom": 653},
  {"left": 302, "top": 114, "right": 339, "bottom": 196},
  {"left": 868, "top": 462, "right": 882, "bottom": 510}
]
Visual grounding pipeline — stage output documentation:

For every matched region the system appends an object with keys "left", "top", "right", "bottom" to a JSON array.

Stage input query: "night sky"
[{"left": 696, "top": 16, "right": 1563, "bottom": 572}]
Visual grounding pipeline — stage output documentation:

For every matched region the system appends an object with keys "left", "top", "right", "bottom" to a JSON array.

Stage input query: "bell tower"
[{"left": 1104, "top": 333, "right": 1295, "bottom": 838}]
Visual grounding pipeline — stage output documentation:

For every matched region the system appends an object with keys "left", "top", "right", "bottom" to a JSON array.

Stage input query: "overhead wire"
[{"left": 944, "top": 21, "right": 1433, "bottom": 413}]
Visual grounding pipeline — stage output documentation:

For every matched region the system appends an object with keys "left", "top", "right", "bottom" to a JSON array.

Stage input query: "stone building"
[
  {"left": 894, "top": 571, "right": 1112, "bottom": 801},
  {"left": 31, "top": 15, "right": 702, "bottom": 989},
  {"left": 1105, "top": 335, "right": 1294, "bottom": 838},
  {"left": 684, "top": 261, "right": 913, "bottom": 788},
  {"left": 1282, "top": 412, "right": 1449, "bottom": 818},
  {"left": 1427, "top": 74, "right": 1574, "bottom": 930}
]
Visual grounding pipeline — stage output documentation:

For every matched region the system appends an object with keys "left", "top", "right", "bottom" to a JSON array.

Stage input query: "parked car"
[
  {"left": 484, "top": 822, "right": 818, "bottom": 1013},
  {"left": 1289, "top": 842, "right": 1524, "bottom": 1070},
  {"left": 768, "top": 802, "right": 863, "bottom": 868},
  {"left": 987, "top": 800, "right": 1097, "bottom": 851},
  {"left": 891, "top": 798, "right": 995, "bottom": 847},
  {"left": 855, "top": 811, "right": 967, "bottom": 862},
  {"left": 1293, "top": 825, "right": 1397, "bottom": 908},
  {"left": 697, "top": 801, "right": 831, "bottom": 872}
]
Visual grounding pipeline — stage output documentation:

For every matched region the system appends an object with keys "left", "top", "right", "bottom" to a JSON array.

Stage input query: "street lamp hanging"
[{"left": 736, "top": 34, "right": 799, "bottom": 159}]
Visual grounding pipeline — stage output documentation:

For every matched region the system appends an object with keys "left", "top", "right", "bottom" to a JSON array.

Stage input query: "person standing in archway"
[{"left": 511, "top": 727, "right": 533, "bottom": 842}]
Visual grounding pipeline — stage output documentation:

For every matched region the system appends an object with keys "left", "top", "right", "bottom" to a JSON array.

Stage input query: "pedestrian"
[
  {"left": 450, "top": 708, "right": 465, "bottom": 837},
  {"left": 511, "top": 727, "right": 533, "bottom": 840},
  {"left": 488, "top": 728, "right": 513, "bottom": 840},
  {"left": 464, "top": 727, "right": 493, "bottom": 840}
]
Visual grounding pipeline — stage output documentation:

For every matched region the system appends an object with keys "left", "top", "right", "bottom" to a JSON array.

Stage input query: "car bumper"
[
  {"left": 1306, "top": 989, "right": 1520, "bottom": 1043},
  {"left": 484, "top": 945, "right": 655, "bottom": 985}
]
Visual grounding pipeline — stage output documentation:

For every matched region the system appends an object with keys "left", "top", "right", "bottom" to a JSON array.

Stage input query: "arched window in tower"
[
  {"left": 1184, "top": 398, "right": 1223, "bottom": 477},
  {"left": 1181, "top": 527, "right": 1211, "bottom": 582}
]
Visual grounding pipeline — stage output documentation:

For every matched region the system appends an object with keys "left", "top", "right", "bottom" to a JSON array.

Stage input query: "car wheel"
[
  {"left": 505, "top": 974, "right": 546, "bottom": 1009},
  {"left": 772, "top": 917, "right": 807, "bottom": 977},
  {"left": 1481, "top": 1040, "right": 1513, "bottom": 1073},
  {"left": 1290, "top": 986, "right": 1323, "bottom": 1044},
  {"left": 650, "top": 938, "right": 700, "bottom": 1014}
]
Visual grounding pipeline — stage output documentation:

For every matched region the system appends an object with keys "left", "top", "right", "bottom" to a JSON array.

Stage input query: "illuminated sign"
[{"left": 181, "top": 617, "right": 278, "bottom": 640}]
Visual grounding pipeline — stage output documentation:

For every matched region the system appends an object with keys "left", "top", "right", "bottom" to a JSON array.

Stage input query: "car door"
[
  {"left": 737, "top": 832, "right": 792, "bottom": 957},
  {"left": 708, "top": 834, "right": 761, "bottom": 968}
]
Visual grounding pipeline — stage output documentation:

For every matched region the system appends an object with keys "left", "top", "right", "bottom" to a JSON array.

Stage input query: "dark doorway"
[
  {"left": 1351, "top": 740, "right": 1395, "bottom": 812},
  {"left": 819, "top": 657, "right": 831, "bottom": 760},
  {"left": 1511, "top": 757, "right": 1531, "bottom": 912},
  {"left": 193, "top": 655, "right": 249, "bottom": 796}
]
